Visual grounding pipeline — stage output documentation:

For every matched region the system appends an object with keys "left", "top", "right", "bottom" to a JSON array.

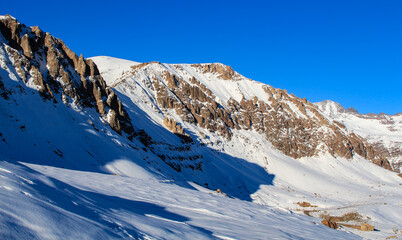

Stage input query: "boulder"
[
  {"left": 321, "top": 219, "right": 338, "bottom": 229},
  {"left": 360, "top": 223, "right": 374, "bottom": 231},
  {"left": 163, "top": 117, "right": 184, "bottom": 134}
]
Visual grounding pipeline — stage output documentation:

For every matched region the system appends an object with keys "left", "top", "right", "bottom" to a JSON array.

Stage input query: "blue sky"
[{"left": 2, "top": 0, "right": 401, "bottom": 114}]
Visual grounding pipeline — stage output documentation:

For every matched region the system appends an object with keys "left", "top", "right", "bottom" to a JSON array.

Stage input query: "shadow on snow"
[
  {"left": 0, "top": 74, "right": 275, "bottom": 201},
  {"left": 0, "top": 161, "right": 214, "bottom": 239}
]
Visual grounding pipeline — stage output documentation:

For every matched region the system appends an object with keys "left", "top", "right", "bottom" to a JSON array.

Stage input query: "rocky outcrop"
[
  {"left": 321, "top": 219, "right": 339, "bottom": 229},
  {"left": 360, "top": 223, "right": 374, "bottom": 231},
  {"left": 163, "top": 117, "right": 184, "bottom": 134},
  {"left": 121, "top": 61, "right": 392, "bottom": 171},
  {"left": 316, "top": 100, "right": 401, "bottom": 172},
  {"left": 149, "top": 69, "right": 233, "bottom": 139},
  {"left": 0, "top": 15, "right": 134, "bottom": 138},
  {"left": 191, "top": 63, "right": 238, "bottom": 80}
]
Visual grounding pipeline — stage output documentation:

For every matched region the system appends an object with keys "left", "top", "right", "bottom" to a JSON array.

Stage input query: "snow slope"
[
  {"left": 316, "top": 100, "right": 402, "bottom": 172},
  {"left": 90, "top": 56, "right": 140, "bottom": 87},
  {"left": 0, "top": 159, "right": 360, "bottom": 240},
  {"left": 0, "top": 26, "right": 364, "bottom": 238},
  {"left": 90, "top": 56, "right": 402, "bottom": 239},
  {"left": 0, "top": 15, "right": 400, "bottom": 238}
]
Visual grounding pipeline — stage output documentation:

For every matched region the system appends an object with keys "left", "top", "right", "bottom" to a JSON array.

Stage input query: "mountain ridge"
[
  {"left": 0, "top": 15, "right": 135, "bottom": 138},
  {"left": 1, "top": 15, "right": 401, "bottom": 239},
  {"left": 316, "top": 99, "right": 402, "bottom": 173},
  {"left": 316, "top": 99, "right": 402, "bottom": 116},
  {"left": 91, "top": 56, "right": 392, "bottom": 171}
]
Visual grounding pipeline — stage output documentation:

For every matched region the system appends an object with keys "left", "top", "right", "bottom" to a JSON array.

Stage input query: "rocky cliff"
[
  {"left": 316, "top": 100, "right": 402, "bottom": 172},
  {"left": 0, "top": 15, "right": 134, "bottom": 137},
  {"left": 93, "top": 58, "right": 392, "bottom": 171}
]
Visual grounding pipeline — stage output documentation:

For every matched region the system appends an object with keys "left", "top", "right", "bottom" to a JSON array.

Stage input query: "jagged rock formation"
[
  {"left": 190, "top": 63, "right": 238, "bottom": 80},
  {"left": 316, "top": 100, "right": 402, "bottom": 172},
  {"left": 163, "top": 117, "right": 184, "bottom": 134},
  {"left": 96, "top": 59, "right": 392, "bottom": 171},
  {"left": 360, "top": 223, "right": 375, "bottom": 231},
  {"left": 321, "top": 219, "right": 339, "bottom": 229},
  {"left": 0, "top": 15, "right": 134, "bottom": 137}
]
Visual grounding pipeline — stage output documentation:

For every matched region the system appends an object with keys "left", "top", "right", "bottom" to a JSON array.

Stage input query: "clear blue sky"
[{"left": 2, "top": 0, "right": 401, "bottom": 114}]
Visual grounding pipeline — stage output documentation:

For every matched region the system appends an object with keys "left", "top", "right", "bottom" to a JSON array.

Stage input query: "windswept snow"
[
  {"left": 1, "top": 52, "right": 401, "bottom": 239},
  {"left": 0, "top": 159, "right": 360, "bottom": 240},
  {"left": 90, "top": 56, "right": 141, "bottom": 86},
  {"left": 90, "top": 56, "right": 402, "bottom": 239}
]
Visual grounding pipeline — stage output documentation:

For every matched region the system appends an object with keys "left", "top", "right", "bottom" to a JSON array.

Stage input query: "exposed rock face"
[
  {"left": 163, "top": 117, "right": 184, "bottom": 134},
  {"left": 321, "top": 219, "right": 339, "bottom": 229},
  {"left": 297, "top": 201, "right": 317, "bottom": 208},
  {"left": 190, "top": 63, "right": 238, "bottom": 80},
  {"left": 316, "top": 100, "right": 402, "bottom": 172},
  {"left": 145, "top": 68, "right": 234, "bottom": 139},
  {"left": 116, "top": 62, "right": 391, "bottom": 171},
  {"left": 0, "top": 15, "right": 134, "bottom": 137},
  {"left": 360, "top": 223, "right": 374, "bottom": 231}
]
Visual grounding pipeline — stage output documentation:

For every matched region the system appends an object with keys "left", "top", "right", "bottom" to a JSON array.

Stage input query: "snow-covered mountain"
[
  {"left": 1, "top": 15, "right": 401, "bottom": 239},
  {"left": 92, "top": 56, "right": 392, "bottom": 169},
  {"left": 316, "top": 100, "right": 402, "bottom": 173}
]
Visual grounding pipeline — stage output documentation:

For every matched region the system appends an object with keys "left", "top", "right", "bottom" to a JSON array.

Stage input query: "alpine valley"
[{"left": 0, "top": 15, "right": 401, "bottom": 240}]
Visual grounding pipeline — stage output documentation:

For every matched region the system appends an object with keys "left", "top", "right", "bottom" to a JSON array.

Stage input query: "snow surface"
[
  {"left": 316, "top": 100, "right": 402, "bottom": 172},
  {"left": 90, "top": 56, "right": 140, "bottom": 86},
  {"left": 90, "top": 56, "right": 402, "bottom": 239},
  {"left": 1, "top": 50, "right": 401, "bottom": 239},
  {"left": 0, "top": 159, "right": 359, "bottom": 239},
  {"left": 315, "top": 100, "right": 402, "bottom": 142}
]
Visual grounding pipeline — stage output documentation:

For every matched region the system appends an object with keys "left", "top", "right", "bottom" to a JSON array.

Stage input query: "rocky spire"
[{"left": 0, "top": 15, "right": 134, "bottom": 138}]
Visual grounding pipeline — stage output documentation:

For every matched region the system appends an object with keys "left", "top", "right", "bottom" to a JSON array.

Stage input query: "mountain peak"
[
  {"left": 346, "top": 107, "right": 358, "bottom": 113},
  {"left": 315, "top": 100, "right": 347, "bottom": 117},
  {"left": 0, "top": 14, "right": 16, "bottom": 20},
  {"left": 315, "top": 99, "right": 360, "bottom": 116}
]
